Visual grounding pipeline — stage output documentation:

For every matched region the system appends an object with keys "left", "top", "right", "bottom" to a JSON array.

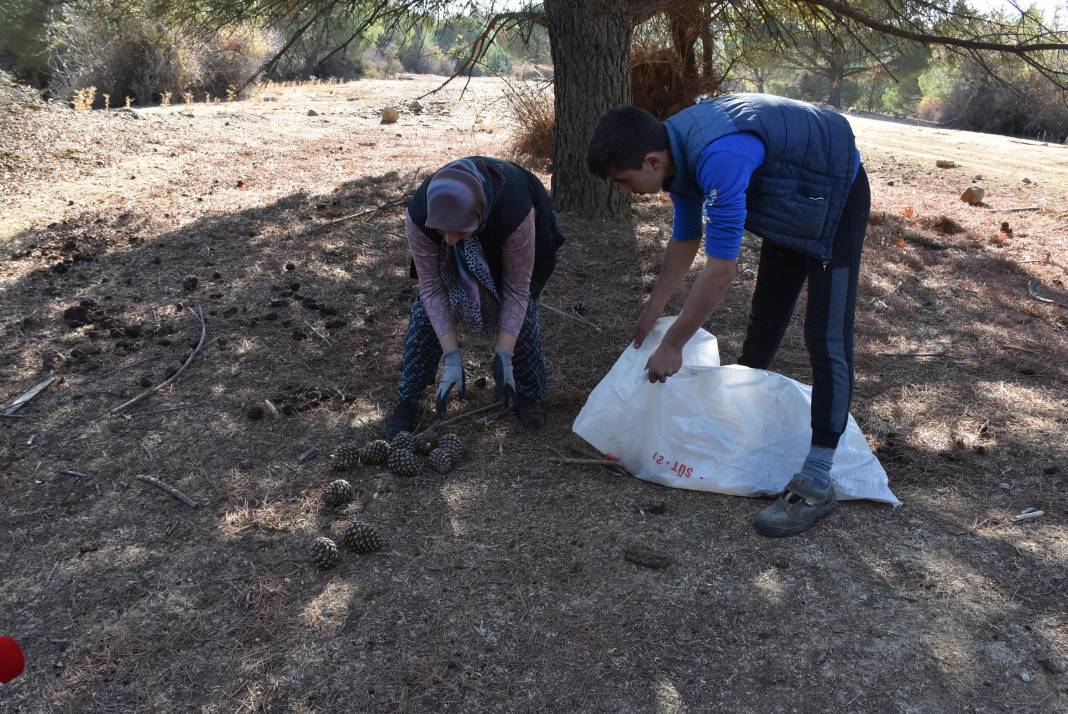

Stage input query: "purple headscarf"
[{"left": 425, "top": 160, "right": 487, "bottom": 233}]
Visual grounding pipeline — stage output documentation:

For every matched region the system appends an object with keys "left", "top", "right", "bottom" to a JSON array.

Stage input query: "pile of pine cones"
[{"left": 329, "top": 431, "right": 465, "bottom": 477}]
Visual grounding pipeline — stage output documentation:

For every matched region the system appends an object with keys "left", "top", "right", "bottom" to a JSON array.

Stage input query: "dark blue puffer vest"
[{"left": 663, "top": 94, "right": 857, "bottom": 261}]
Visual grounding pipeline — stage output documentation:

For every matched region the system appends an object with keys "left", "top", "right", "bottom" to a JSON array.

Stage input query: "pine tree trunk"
[
  {"left": 828, "top": 68, "right": 844, "bottom": 107},
  {"left": 544, "top": 0, "right": 632, "bottom": 217}
]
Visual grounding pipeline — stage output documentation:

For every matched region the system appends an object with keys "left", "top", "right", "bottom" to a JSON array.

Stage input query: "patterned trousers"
[{"left": 397, "top": 296, "right": 548, "bottom": 404}]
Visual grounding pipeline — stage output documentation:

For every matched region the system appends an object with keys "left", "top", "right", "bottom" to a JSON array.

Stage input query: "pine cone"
[
  {"left": 387, "top": 448, "right": 421, "bottom": 477},
  {"left": 438, "top": 433, "right": 464, "bottom": 460},
  {"left": 330, "top": 445, "right": 361, "bottom": 471},
  {"left": 360, "top": 439, "right": 391, "bottom": 466},
  {"left": 309, "top": 536, "right": 339, "bottom": 569},
  {"left": 390, "top": 431, "right": 416, "bottom": 452},
  {"left": 323, "top": 479, "right": 354, "bottom": 507},
  {"left": 343, "top": 522, "right": 383, "bottom": 553},
  {"left": 428, "top": 447, "right": 454, "bottom": 474}
]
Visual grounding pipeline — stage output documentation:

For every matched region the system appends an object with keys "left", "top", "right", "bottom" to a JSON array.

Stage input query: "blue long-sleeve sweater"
[{"left": 671, "top": 133, "right": 861, "bottom": 260}]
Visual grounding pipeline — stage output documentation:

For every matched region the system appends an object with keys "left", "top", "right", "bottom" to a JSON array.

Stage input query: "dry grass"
[
  {"left": 1, "top": 77, "right": 1067, "bottom": 713},
  {"left": 501, "top": 78, "right": 555, "bottom": 169}
]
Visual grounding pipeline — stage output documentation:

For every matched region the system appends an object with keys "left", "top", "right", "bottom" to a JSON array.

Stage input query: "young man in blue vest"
[{"left": 588, "top": 94, "right": 870, "bottom": 537}]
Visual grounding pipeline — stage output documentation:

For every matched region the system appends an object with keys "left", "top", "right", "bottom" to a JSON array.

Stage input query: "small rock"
[
  {"left": 999, "top": 482, "right": 1011, "bottom": 490},
  {"left": 288, "top": 281, "right": 301, "bottom": 292},
  {"left": 381, "top": 107, "right": 400, "bottom": 124},
  {"left": 1020, "top": 672, "right": 1032, "bottom": 683},
  {"left": 960, "top": 185, "right": 985, "bottom": 206},
  {"left": 408, "top": 100, "right": 423, "bottom": 114},
  {"left": 324, "top": 319, "right": 347, "bottom": 329},
  {"left": 246, "top": 405, "right": 265, "bottom": 420},
  {"left": 212, "top": 271, "right": 222, "bottom": 279},
  {"left": 285, "top": 262, "right": 296, "bottom": 271},
  {"left": 307, "top": 109, "right": 319, "bottom": 117},
  {"left": 886, "top": 180, "right": 895, "bottom": 186},
  {"left": 182, "top": 276, "right": 199, "bottom": 291},
  {"left": 1021, "top": 177, "right": 1032, "bottom": 184},
  {"left": 972, "top": 174, "right": 984, "bottom": 181},
  {"left": 936, "top": 159, "right": 958, "bottom": 169},
  {"left": 269, "top": 298, "right": 289, "bottom": 308}
]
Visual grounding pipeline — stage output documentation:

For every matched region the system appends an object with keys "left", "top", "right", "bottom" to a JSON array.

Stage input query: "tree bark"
[
  {"left": 828, "top": 67, "right": 844, "bottom": 107},
  {"left": 544, "top": 0, "right": 632, "bottom": 217}
]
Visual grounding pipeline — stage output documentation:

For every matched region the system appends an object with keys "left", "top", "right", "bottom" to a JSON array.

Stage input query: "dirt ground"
[{"left": 1, "top": 77, "right": 1066, "bottom": 713}]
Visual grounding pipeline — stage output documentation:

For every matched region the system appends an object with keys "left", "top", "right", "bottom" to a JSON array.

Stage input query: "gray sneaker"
[{"left": 755, "top": 475, "right": 837, "bottom": 538}]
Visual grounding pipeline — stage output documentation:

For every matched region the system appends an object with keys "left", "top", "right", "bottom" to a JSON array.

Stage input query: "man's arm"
[
  {"left": 644, "top": 133, "right": 764, "bottom": 381},
  {"left": 633, "top": 235, "right": 702, "bottom": 347}
]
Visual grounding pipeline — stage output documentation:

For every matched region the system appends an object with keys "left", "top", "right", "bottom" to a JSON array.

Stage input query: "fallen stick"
[
  {"left": 305, "top": 206, "right": 378, "bottom": 235},
  {"left": 305, "top": 182, "right": 417, "bottom": 236},
  {"left": 1027, "top": 280, "right": 1068, "bottom": 309},
  {"left": 541, "top": 302, "right": 603, "bottom": 332},
  {"left": 303, "top": 320, "right": 334, "bottom": 346},
  {"left": 416, "top": 402, "right": 505, "bottom": 437},
  {"left": 113, "top": 307, "right": 206, "bottom": 413},
  {"left": 59, "top": 469, "right": 89, "bottom": 479},
  {"left": 876, "top": 351, "right": 946, "bottom": 357},
  {"left": 549, "top": 456, "right": 632, "bottom": 477},
  {"left": 4, "top": 377, "right": 57, "bottom": 416},
  {"left": 1012, "top": 510, "right": 1045, "bottom": 523},
  {"left": 1017, "top": 252, "right": 1051, "bottom": 265},
  {"left": 989, "top": 206, "right": 1040, "bottom": 213},
  {"left": 136, "top": 474, "right": 203, "bottom": 509}
]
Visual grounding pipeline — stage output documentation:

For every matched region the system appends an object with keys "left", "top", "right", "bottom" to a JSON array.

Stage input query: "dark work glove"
[
  {"left": 492, "top": 348, "right": 517, "bottom": 410},
  {"left": 435, "top": 349, "right": 465, "bottom": 417}
]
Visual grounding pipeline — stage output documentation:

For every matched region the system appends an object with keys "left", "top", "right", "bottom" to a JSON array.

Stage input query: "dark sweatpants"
[
  {"left": 397, "top": 296, "right": 548, "bottom": 404},
  {"left": 737, "top": 166, "right": 871, "bottom": 450}
]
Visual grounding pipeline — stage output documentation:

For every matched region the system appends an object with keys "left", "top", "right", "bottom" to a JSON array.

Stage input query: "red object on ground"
[
  {"left": 0, "top": 636, "right": 26, "bottom": 683},
  {"left": 603, "top": 453, "right": 620, "bottom": 462}
]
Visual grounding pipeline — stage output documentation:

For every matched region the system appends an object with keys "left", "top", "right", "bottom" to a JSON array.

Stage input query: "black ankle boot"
[
  {"left": 384, "top": 401, "right": 420, "bottom": 438},
  {"left": 516, "top": 396, "right": 546, "bottom": 430}
]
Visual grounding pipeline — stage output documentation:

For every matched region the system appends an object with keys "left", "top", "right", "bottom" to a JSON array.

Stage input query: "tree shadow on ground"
[{"left": 1, "top": 185, "right": 1066, "bottom": 712}]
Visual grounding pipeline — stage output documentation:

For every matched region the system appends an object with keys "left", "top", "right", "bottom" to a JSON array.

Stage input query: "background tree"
[{"left": 39, "top": 0, "right": 1068, "bottom": 217}]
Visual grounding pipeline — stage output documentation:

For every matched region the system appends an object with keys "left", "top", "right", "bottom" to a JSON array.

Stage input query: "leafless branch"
[
  {"left": 112, "top": 307, "right": 206, "bottom": 413},
  {"left": 136, "top": 474, "right": 204, "bottom": 509}
]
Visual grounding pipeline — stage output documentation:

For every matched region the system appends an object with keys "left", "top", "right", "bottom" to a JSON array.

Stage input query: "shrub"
[
  {"left": 47, "top": 7, "right": 274, "bottom": 107},
  {"left": 361, "top": 44, "right": 403, "bottom": 78},
  {"left": 502, "top": 78, "right": 554, "bottom": 169},
  {"left": 922, "top": 58, "right": 1068, "bottom": 141}
]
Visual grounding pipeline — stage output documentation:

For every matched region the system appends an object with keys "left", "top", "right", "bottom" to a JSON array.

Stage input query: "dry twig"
[
  {"left": 416, "top": 402, "right": 505, "bottom": 437},
  {"left": 549, "top": 456, "right": 632, "bottom": 478},
  {"left": 541, "top": 302, "right": 603, "bottom": 332},
  {"left": 4, "top": 377, "right": 56, "bottom": 416},
  {"left": 989, "top": 206, "right": 1040, "bottom": 213},
  {"left": 303, "top": 321, "right": 334, "bottom": 346},
  {"left": 136, "top": 474, "right": 203, "bottom": 509},
  {"left": 113, "top": 307, "right": 206, "bottom": 413},
  {"left": 1027, "top": 280, "right": 1068, "bottom": 308}
]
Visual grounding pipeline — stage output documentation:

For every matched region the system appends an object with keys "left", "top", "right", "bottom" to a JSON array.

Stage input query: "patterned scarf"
[{"left": 441, "top": 238, "right": 499, "bottom": 334}]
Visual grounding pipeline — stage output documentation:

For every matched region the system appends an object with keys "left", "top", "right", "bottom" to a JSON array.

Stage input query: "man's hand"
[
  {"left": 492, "top": 348, "right": 517, "bottom": 409},
  {"left": 632, "top": 304, "right": 662, "bottom": 349},
  {"left": 645, "top": 341, "right": 683, "bottom": 383},
  {"left": 435, "top": 349, "right": 465, "bottom": 416}
]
